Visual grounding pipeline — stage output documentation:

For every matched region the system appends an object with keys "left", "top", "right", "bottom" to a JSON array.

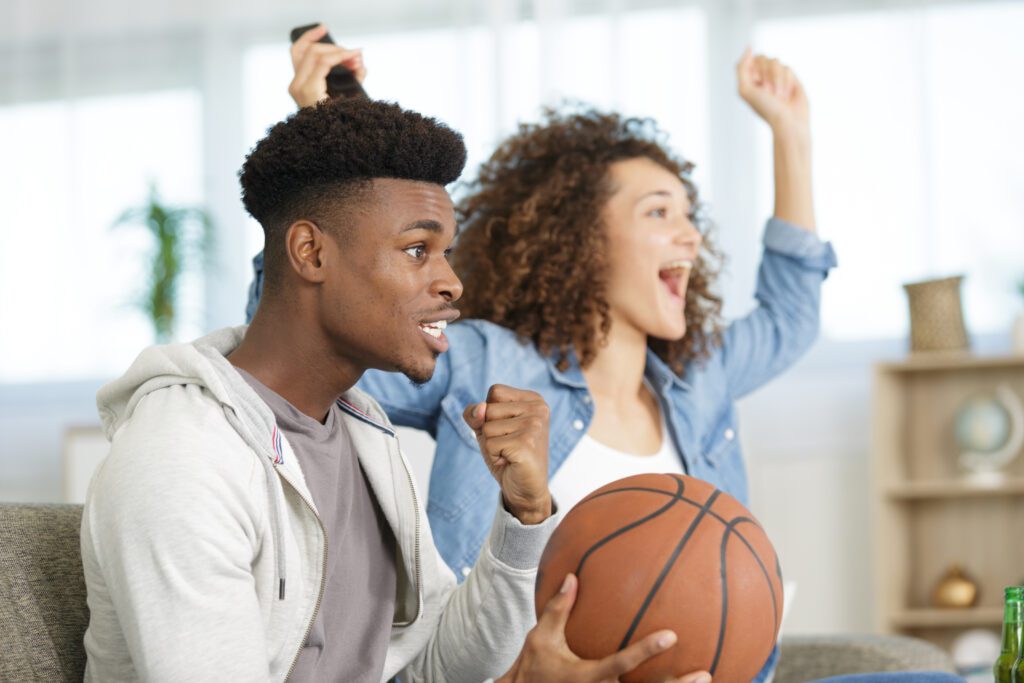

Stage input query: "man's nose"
[{"left": 434, "top": 259, "right": 464, "bottom": 303}]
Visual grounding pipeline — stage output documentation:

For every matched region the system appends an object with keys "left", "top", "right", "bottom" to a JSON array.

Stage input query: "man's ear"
[{"left": 284, "top": 220, "right": 329, "bottom": 284}]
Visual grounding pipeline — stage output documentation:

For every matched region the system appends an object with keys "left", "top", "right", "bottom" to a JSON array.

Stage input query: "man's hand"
[
  {"left": 288, "top": 24, "right": 367, "bottom": 108},
  {"left": 498, "top": 574, "right": 712, "bottom": 683},
  {"left": 463, "top": 385, "right": 553, "bottom": 525},
  {"left": 736, "top": 48, "right": 809, "bottom": 140}
]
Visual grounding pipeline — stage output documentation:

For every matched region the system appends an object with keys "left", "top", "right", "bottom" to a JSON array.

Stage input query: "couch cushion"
[
  {"left": 775, "top": 634, "right": 957, "bottom": 683},
  {"left": 0, "top": 504, "right": 88, "bottom": 682}
]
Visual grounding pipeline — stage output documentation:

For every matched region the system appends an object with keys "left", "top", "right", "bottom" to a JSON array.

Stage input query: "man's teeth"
[{"left": 419, "top": 320, "right": 447, "bottom": 338}]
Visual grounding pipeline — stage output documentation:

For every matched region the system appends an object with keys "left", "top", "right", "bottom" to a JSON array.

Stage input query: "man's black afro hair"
[{"left": 239, "top": 97, "right": 467, "bottom": 228}]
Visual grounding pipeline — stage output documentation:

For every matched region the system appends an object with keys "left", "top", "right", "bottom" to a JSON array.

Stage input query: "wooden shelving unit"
[{"left": 872, "top": 354, "right": 1024, "bottom": 652}]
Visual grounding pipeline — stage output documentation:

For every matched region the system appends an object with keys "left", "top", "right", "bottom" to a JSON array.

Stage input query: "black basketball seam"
[
  {"left": 618, "top": 489, "right": 722, "bottom": 652},
  {"left": 577, "top": 485, "right": 763, "bottom": 537},
  {"left": 574, "top": 475, "right": 686, "bottom": 578},
  {"left": 727, "top": 518, "right": 781, "bottom": 643},
  {"left": 707, "top": 516, "right": 781, "bottom": 676},
  {"left": 710, "top": 523, "right": 731, "bottom": 675}
]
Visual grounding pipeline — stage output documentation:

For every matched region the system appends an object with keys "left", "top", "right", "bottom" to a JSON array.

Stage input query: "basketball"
[{"left": 535, "top": 473, "right": 783, "bottom": 683}]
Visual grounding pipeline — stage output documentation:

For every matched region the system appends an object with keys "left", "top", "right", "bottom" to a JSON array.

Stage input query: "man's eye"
[
  {"left": 403, "top": 245, "right": 427, "bottom": 259},
  {"left": 443, "top": 248, "right": 453, "bottom": 258}
]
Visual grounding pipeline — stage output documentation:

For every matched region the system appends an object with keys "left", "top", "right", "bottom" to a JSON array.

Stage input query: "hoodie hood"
[
  {"left": 98, "top": 326, "right": 272, "bottom": 447},
  {"left": 96, "top": 325, "right": 293, "bottom": 599}
]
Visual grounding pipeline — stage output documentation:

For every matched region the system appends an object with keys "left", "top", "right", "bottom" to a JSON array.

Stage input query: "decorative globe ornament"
[
  {"left": 954, "top": 384, "right": 1024, "bottom": 480},
  {"left": 951, "top": 629, "right": 1001, "bottom": 682}
]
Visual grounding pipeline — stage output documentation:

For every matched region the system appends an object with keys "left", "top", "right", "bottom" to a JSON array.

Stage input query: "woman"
[{"left": 247, "top": 27, "right": 836, "bottom": 682}]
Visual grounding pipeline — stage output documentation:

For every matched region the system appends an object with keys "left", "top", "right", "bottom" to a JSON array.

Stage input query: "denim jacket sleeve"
[
  {"left": 718, "top": 217, "right": 837, "bottom": 400},
  {"left": 245, "top": 250, "right": 264, "bottom": 324}
]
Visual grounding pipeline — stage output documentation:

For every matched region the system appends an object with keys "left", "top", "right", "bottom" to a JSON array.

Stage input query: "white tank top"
[{"left": 549, "top": 406, "right": 684, "bottom": 519}]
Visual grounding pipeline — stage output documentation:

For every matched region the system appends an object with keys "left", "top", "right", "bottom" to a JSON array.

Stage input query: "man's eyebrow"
[{"left": 400, "top": 219, "right": 445, "bottom": 234}]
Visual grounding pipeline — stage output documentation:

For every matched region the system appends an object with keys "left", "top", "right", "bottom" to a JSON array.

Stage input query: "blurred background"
[{"left": 1, "top": 0, "right": 1022, "bottom": 664}]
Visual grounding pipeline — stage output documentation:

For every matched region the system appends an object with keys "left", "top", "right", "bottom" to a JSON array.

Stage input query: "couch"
[{"left": 0, "top": 503, "right": 956, "bottom": 682}]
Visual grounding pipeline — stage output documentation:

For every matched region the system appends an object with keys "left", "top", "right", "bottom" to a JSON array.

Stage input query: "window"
[
  {"left": 0, "top": 90, "right": 203, "bottom": 382},
  {"left": 754, "top": 2, "right": 1024, "bottom": 341},
  {"left": 241, "top": 7, "right": 709, "bottom": 267}
]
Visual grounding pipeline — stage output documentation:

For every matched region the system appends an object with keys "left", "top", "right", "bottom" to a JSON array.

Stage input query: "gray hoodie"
[{"left": 82, "top": 326, "right": 555, "bottom": 682}]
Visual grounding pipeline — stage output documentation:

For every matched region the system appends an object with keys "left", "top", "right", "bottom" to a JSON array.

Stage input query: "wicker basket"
[{"left": 903, "top": 275, "right": 969, "bottom": 352}]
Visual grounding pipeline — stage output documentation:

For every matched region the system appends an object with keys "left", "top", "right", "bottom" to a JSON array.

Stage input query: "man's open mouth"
[{"left": 418, "top": 320, "right": 448, "bottom": 339}]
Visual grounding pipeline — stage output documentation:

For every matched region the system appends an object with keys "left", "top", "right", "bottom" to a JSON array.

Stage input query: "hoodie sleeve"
[
  {"left": 81, "top": 384, "right": 273, "bottom": 682},
  {"left": 397, "top": 499, "right": 558, "bottom": 682}
]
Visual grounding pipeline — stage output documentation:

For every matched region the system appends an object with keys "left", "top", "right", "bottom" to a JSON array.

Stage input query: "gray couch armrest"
[{"left": 773, "top": 634, "right": 956, "bottom": 683}]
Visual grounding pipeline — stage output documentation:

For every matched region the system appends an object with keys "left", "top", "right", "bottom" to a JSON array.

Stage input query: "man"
[{"left": 82, "top": 97, "right": 700, "bottom": 682}]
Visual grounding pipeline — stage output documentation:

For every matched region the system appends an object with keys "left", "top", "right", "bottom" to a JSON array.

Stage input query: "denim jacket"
[{"left": 247, "top": 217, "right": 836, "bottom": 575}]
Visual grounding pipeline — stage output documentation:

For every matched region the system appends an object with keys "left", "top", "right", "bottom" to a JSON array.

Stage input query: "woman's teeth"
[
  {"left": 657, "top": 260, "right": 693, "bottom": 301},
  {"left": 658, "top": 259, "right": 694, "bottom": 277},
  {"left": 419, "top": 320, "right": 447, "bottom": 338}
]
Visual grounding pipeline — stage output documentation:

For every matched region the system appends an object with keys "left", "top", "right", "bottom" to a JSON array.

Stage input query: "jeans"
[{"left": 813, "top": 674, "right": 965, "bottom": 683}]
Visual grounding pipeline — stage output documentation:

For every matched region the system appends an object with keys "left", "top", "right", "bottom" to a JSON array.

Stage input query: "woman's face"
[{"left": 601, "top": 156, "right": 702, "bottom": 342}]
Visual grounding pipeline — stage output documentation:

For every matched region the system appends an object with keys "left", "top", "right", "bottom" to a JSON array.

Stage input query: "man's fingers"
[
  {"left": 486, "top": 383, "right": 545, "bottom": 405},
  {"left": 591, "top": 629, "right": 677, "bottom": 680},
  {"left": 536, "top": 573, "right": 578, "bottom": 636},
  {"left": 479, "top": 432, "right": 543, "bottom": 464},
  {"left": 462, "top": 402, "right": 487, "bottom": 433},
  {"left": 478, "top": 400, "right": 547, "bottom": 423},
  {"left": 480, "top": 413, "right": 549, "bottom": 442},
  {"left": 667, "top": 671, "right": 712, "bottom": 683}
]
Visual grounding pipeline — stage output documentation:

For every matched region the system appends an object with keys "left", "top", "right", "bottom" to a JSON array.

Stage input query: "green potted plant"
[{"left": 114, "top": 182, "right": 212, "bottom": 343}]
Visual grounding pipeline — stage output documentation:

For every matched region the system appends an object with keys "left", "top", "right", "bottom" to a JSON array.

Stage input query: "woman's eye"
[
  {"left": 403, "top": 245, "right": 427, "bottom": 259},
  {"left": 647, "top": 207, "right": 668, "bottom": 218},
  {"left": 443, "top": 248, "right": 453, "bottom": 259}
]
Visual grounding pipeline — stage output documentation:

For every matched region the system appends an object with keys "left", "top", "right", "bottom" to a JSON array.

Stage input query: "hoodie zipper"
[
  {"left": 278, "top": 469, "right": 328, "bottom": 682},
  {"left": 393, "top": 444, "right": 424, "bottom": 627}
]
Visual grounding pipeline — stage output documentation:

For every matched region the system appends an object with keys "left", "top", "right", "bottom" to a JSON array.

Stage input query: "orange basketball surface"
[{"left": 535, "top": 473, "right": 783, "bottom": 683}]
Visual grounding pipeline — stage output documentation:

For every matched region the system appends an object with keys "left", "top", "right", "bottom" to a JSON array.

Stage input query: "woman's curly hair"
[{"left": 452, "top": 107, "right": 723, "bottom": 376}]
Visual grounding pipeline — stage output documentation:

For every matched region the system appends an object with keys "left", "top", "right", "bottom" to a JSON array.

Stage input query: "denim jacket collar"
[
  {"left": 542, "top": 344, "right": 693, "bottom": 394},
  {"left": 644, "top": 348, "right": 693, "bottom": 394},
  {"left": 542, "top": 348, "right": 588, "bottom": 389}
]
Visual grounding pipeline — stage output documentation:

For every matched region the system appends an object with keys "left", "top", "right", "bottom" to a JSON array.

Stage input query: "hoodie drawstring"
[{"left": 223, "top": 406, "right": 288, "bottom": 601}]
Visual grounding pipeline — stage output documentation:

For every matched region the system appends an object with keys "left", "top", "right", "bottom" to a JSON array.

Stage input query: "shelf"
[
  {"left": 873, "top": 355, "right": 1024, "bottom": 652},
  {"left": 889, "top": 607, "right": 1003, "bottom": 628},
  {"left": 877, "top": 353, "right": 1024, "bottom": 373},
  {"left": 886, "top": 478, "right": 1024, "bottom": 500}
]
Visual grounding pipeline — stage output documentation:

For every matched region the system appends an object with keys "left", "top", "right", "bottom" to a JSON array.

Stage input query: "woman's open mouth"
[{"left": 658, "top": 259, "right": 693, "bottom": 304}]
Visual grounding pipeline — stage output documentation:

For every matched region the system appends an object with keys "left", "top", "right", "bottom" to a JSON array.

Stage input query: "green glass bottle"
[{"left": 995, "top": 586, "right": 1024, "bottom": 683}]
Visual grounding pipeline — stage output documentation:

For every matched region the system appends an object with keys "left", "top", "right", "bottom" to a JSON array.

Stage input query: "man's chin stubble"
[{"left": 401, "top": 353, "right": 439, "bottom": 386}]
